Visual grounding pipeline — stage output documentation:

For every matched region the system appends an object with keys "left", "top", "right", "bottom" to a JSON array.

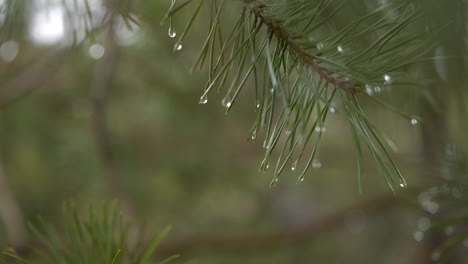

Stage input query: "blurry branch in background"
[
  {"left": 0, "top": 49, "right": 66, "bottom": 109},
  {"left": 90, "top": 13, "right": 139, "bottom": 244},
  {"left": 158, "top": 193, "right": 416, "bottom": 258},
  {"left": 0, "top": 155, "right": 28, "bottom": 250}
]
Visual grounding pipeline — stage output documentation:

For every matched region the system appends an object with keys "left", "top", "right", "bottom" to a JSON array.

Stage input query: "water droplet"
[
  {"left": 374, "top": 86, "right": 382, "bottom": 93},
  {"left": 266, "top": 164, "right": 270, "bottom": 169},
  {"left": 0, "top": 40, "right": 19, "bottom": 62},
  {"left": 337, "top": 45, "right": 344, "bottom": 53},
  {"left": 413, "top": 231, "right": 424, "bottom": 242},
  {"left": 174, "top": 42, "right": 183, "bottom": 51},
  {"left": 168, "top": 27, "right": 176, "bottom": 38},
  {"left": 365, "top": 84, "right": 374, "bottom": 95},
  {"left": 291, "top": 160, "right": 298, "bottom": 172},
  {"left": 250, "top": 130, "right": 257, "bottom": 141},
  {"left": 256, "top": 102, "right": 260, "bottom": 109},
  {"left": 298, "top": 175, "right": 305, "bottom": 183},
  {"left": 270, "top": 177, "right": 279, "bottom": 187},
  {"left": 329, "top": 107, "right": 336, "bottom": 113},
  {"left": 411, "top": 119, "right": 418, "bottom": 125},
  {"left": 384, "top": 74, "right": 392, "bottom": 84},
  {"left": 316, "top": 42, "right": 324, "bottom": 50},
  {"left": 221, "top": 97, "right": 232, "bottom": 108},
  {"left": 199, "top": 94, "right": 208, "bottom": 104},
  {"left": 399, "top": 182, "right": 407, "bottom": 188}
]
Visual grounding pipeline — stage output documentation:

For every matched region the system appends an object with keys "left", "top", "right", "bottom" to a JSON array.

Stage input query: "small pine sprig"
[{"left": 1, "top": 202, "right": 178, "bottom": 264}]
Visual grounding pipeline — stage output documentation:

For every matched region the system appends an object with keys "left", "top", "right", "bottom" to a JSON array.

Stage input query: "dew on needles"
[
  {"left": 329, "top": 107, "right": 336, "bottom": 113},
  {"left": 411, "top": 119, "right": 419, "bottom": 125}
]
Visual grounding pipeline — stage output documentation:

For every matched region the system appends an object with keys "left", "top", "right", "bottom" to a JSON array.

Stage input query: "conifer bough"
[{"left": 163, "top": 0, "right": 431, "bottom": 191}]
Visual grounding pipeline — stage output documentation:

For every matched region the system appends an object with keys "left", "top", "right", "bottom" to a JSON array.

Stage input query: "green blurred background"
[{"left": 0, "top": 0, "right": 466, "bottom": 263}]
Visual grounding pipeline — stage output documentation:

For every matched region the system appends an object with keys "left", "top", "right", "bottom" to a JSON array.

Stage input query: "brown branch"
[
  {"left": 0, "top": 155, "right": 28, "bottom": 249},
  {"left": 90, "top": 19, "right": 136, "bottom": 220},
  {"left": 0, "top": 49, "right": 66, "bottom": 109},
  {"left": 251, "top": 4, "right": 359, "bottom": 95},
  {"left": 158, "top": 194, "right": 414, "bottom": 258}
]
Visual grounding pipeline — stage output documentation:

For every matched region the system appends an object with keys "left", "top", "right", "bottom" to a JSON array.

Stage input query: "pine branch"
[
  {"left": 250, "top": 4, "right": 358, "bottom": 96},
  {"left": 163, "top": 0, "right": 430, "bottom": 190}
]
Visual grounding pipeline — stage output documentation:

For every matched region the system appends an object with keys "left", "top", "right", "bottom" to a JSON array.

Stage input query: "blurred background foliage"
[{"left": 0, "top": 0, "right": 467, "bottom": 263}]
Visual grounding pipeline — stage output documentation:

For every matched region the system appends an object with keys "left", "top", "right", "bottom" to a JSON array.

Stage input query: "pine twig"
[{"left": 250, "top": 4, "right": 359, "bottom": 95}]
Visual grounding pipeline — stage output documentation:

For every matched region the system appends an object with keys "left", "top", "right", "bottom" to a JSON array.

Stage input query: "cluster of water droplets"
[
  {"left": 312, "top": 160, "right": 322, "bottom": 168},
  {"left": 167, "top": 24, "right": 183, "bottom": 52},
  {"left": 315, "top": 127, "right": 326, "bottom": 133}
]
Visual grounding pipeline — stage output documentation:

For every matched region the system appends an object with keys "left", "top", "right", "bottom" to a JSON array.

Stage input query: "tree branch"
[
  {"left": 0, "top": 155, "right": 28, "bottom": 249},
  {"left": 250, "top": 4, "right": 359, "bottom": 95},
  {"left": 90, "top": 18, "right": 136, "bottom": 220},
  {"left": 158, "top": 194, "right": 413, "bottom": 257},
  {"left": 0, "top": 49, "right": 66, "bottom": 109}
]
